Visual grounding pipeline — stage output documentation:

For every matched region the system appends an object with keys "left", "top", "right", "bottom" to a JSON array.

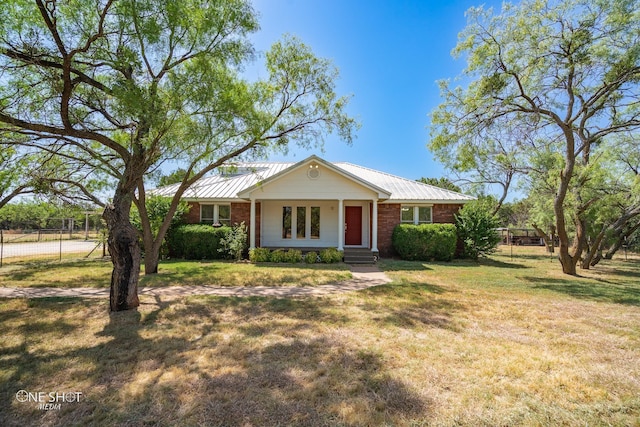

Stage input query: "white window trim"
[
  {"left": 283, "top": 205, "right": 321, "bottom": 240},
  {"left": 401, "top": 205, "right": 433, "bottom": 225}
]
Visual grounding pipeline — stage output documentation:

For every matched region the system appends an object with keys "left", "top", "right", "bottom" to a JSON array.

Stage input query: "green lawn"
[{"left": 1, "top": 247, "right": 639, "bottom": 426}]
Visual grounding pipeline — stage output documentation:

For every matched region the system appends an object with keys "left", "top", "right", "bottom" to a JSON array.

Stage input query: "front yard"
[{"left": 1, "top": 247, "right": 639, "bottom": 426}]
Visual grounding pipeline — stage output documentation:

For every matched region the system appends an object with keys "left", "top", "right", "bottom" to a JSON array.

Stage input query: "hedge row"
[
  {"left": 166, "top": 224, "right": 231, "bottom": 259},
  {"left": 249, "top": 247, "right": 343, "bottom": 264},
  {"left": 392, "top": 223, "right": 457, "bottom": 261}
]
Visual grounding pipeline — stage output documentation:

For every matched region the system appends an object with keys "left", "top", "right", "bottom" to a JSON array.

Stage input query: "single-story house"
[{"left": 154, "top": 155, "right": 474, "bottom": 259}]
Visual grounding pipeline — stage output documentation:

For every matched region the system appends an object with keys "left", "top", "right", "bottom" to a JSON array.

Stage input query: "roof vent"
[{"left": 307, "top": 164, "right": 320, "bottom": 179}]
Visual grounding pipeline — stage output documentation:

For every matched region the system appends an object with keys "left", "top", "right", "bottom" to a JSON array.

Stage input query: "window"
[
  {"left": 218, "top": 205, "right": 231, "bottom": 226},
  {"left": 296, "top": 207, "right": 306, "bottom": 238},
  {"left": 200, "top": 204, "right": 231, "bottom": 226},
  {"left": 311, "top": 207, "right": 320, "bottom": 239},
  {"left": 401, "top": 206, "right": 433, "bottom": 225},
  {"left": 201, "top": 205, "right": 215, "bottom": 224},
  {"left": 282, "top": 205, "right": 320, "bottom": 240},
  {"left": 418, "top": 207, "right": 432, "bottom": 224},
  {"left": 282, "top": 206, "right": 292, "bottom": 239},
  {"left": 401, "top": 206, "right": 414, "bottom": 223}
]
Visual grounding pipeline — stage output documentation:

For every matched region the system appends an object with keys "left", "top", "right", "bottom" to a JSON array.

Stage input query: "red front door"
[{"left": 345, "top": 206, "right": 362, "bottom": 245}]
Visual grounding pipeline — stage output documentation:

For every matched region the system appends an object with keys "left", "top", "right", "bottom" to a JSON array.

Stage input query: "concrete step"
[{"left": 343, "top": 248, "right": 377, "bottom": 264}]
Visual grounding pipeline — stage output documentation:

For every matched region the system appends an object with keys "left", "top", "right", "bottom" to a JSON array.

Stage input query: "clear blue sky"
[{"left": 247, "top": 0, "right": 503, "bottom": 182}]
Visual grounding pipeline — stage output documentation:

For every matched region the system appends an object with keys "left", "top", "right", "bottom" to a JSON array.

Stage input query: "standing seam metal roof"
[{"left": 152, "top": 160, "right": 474, "bottom": 202}]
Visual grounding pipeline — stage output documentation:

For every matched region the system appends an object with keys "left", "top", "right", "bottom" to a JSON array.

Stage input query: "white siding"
[
  {"left": 262, "top": 201, "right": 339, "bottom": 248},
  {"left": 249, "top": 163, "right": 377, "bottom": 200}
]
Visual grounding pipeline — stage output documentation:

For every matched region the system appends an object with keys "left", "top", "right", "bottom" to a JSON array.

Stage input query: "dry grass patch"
[
  {"left": 0, "top": 259, "right": 351, "bottom": 289},
  {"left": 1, "top": 247, "right": 639, "bottom": 426}
]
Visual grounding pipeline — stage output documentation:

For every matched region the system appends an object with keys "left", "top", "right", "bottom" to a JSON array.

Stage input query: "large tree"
[
  {"left": 430, "top": 0, "right": 640, "bottom": 275},
  {"left": 0, "top": 0, "right": 357, "bottom": 311}
]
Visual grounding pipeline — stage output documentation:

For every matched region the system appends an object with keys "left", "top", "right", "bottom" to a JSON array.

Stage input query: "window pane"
[
  {"left": 201, "top": 205, "right": 214, "bottom": 224},
  {"left": 418, "top": 207, "right": 432, "bottom": 223},
  {"left": 311, "top": 207, "right": 320, "bottom": 239},
  {"left": 401, "top": 206, "right": 414, "bottom": 223},
  {"left": 282, "top": 206, "right": 292, "bottom": 239},
  {"left": 297, "top": 207, "right": 306, "bottom": 238},
  {"left": 218, "top": 205, "right": 231, "bottom": 226}
]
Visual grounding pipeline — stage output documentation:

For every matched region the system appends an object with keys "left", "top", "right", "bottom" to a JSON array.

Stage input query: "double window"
[
  {"left": 283, "top": 206, "right": 320, "bottom": 239},
  {"left": 401, "top": 206, "right": 432, "bottom": 224},
  {"left": 200, "top": 204, "right": 231, "bottom": 226}
]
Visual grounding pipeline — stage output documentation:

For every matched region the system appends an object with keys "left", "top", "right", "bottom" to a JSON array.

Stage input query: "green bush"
[
  {"left": 319, "top": 247, "right": 343, "bottom": 263},
  {"left": 269, "top": 249, "right": 288, "bottom": 263},
  {"left": 285, "top": 249, "right": 303, "bottom": 263},
  {"left": 304, "top": 251, "right": 318, "bottom": 264},
  {"left": 249, "top": 248, "right": 271, "bottom": 263},
  {"left": 219, "top": 222, "right": 248, "bottom": 261},
  {"left": 166, "top": 224, "right": 231, "bottom": 259},
  {"left": 455, "top": 200, "right": 501, "bottom": 260},
  {"left": 392, "top": 223, "right": 457, "bottom": 261}
]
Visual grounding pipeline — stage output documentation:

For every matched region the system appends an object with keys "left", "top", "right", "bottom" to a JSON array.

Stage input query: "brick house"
[{"left": 155, "top": 155, "right": 474, "bottom": 258}]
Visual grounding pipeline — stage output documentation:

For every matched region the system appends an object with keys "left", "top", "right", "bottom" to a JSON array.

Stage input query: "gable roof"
[
  {"left": 236, "top": 155, "right": 391, "bottom": 200},
  {"left": 152, "top": 155, "right": 475, "bottom": 203}
]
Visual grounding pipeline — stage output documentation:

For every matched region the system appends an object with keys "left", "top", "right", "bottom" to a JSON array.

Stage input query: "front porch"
[{"left": 248, "top": 199, "right": 380, "bottom": 254}]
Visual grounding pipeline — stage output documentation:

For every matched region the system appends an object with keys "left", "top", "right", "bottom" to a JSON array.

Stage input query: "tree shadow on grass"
[
  {"left": 0, "top": 293, "right": 435, "bottom": 426},
  {"left": 359, "top": 282, "right": 465, "bottom": 332},
  {"left": 522, "top": 276, "right": 640, "bottom": 306}
]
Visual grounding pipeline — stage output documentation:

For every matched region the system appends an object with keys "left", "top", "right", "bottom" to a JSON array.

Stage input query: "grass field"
[
  {"left": 1, "top": 247, "right": 639, "bottom": 426},
  {"left": 0, "top": 259, "right": 352, "bottom": 288}
]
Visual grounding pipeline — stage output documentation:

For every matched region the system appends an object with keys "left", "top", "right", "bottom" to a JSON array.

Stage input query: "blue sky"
[{"left": 247, "top": 0, "right": 503, "bottom": 182}]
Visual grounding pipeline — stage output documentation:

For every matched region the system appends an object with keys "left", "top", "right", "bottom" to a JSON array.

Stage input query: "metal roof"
[{"left": 152, "top": 157, "right": 475, "bottom": 203}]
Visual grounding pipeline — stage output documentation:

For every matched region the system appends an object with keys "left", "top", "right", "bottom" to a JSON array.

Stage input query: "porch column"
[
  {"left": 249, "top": 197, "right": 256, "bottom": 249},
  {"left": 337, "top": 199, "right": 344, "bottom": 250},
  {"left": 371, "top": 199, "right": 379, "bottom": 253}
]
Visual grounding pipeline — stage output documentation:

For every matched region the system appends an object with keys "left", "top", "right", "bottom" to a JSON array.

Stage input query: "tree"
[
  {"left": 455, "top": 198, "right": 501, "bottom": 261},
  {"left": 430, "top": 0, "right": 640, "bottom": 275},
  {"left": 416, "top": 177, "right": 462, "bottom": 193},
  {"left": 0, "top": 0, "right": 357, "bottom": 311}
]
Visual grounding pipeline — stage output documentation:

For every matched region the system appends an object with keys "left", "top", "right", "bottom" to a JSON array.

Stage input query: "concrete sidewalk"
[{"left": 0, "top": 265, "right": 391, "bottom": 300}]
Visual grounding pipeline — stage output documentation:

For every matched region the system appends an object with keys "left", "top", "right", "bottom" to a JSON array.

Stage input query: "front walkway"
[{"left": 0, "top": 265, "right": 391, "bottom": 300}]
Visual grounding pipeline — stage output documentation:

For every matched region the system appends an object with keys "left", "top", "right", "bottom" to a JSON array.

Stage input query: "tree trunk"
[
  {"left": 144, "top": 238, "right": 161, "bottom": 275},
  {"left": 103, "top": 193, "right": 141, "bottom": 312}
]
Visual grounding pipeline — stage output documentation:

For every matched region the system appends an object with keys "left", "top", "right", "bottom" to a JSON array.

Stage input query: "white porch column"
[
  {"left": 371, "top": 199, "right": 379, "bottom": 253},
  {"left": 249, "top": 197, "right": 256, "bottom": 249},
  {"left": 337, "top": 199, "right": 344, "bottom": 250}
]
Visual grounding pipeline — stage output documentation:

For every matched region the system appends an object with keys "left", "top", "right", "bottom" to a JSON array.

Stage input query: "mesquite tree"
[
  {"left": 430, "top": 0, "right": 640, "bottom": 275},
  {"left": 0, "top": 0, "right": 357, "bottom": 311}
]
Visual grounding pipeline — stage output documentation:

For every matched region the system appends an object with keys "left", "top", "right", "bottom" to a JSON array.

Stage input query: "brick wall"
[
  {"left": 377, "top": 203, "right": 401, "bottom": 257},
  {"left": 433, "top": 204, "right": 463, "bottom": 223},
  {"left": 231, "top": 202, "right": 261, "bottom": 247},
  {"left": 186, "top": 202, "right": 201, "bottom": 224}
]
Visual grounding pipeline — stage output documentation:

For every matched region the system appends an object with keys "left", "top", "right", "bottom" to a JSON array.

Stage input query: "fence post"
[
  {"left": 59, "top": 228, "right": 63, "bottom": 262},
  {"left": 1, "top": 229, "right": 3, "bottom": 268}
]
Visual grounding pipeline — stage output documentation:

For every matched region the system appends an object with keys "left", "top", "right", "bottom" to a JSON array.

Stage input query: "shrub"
[
  {"left": 249, "top": 248, "right": 271, "bottom": 263},
  {"left": 392, "top": 223, "right": 457, "bottom": 261},
  {"left": 285, "top": 249, "right": 303, "bottom": 263},
  {"left": 166, "top": 224, "right": 230, "bottom": 259},
  {"left": 455, "top": 200, "right": 501, "bottom": 260},
  {"left": 319, "top": 247, "right": 343, "bottom": 263},
  {"left": 269, "top": 249, "right": 288, "bottom": 263},
  {"left": 219, "top": 222, "right": 248, "bottom": 261},
  {"left": 304, "top": 251, "right": 318, "bottom": 264}
]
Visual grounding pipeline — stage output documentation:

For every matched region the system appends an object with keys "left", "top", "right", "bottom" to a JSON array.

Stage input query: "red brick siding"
[
  {"left": 186, "top": 202, "right": 201, "bottom": 223},
  {"left": 433, "top": 204, "right": 463, "bottom": 223},
  {"left": 377, "top": 203, "right": 401, "bottom": 257},
  {"left": 231, "top": 202, "right": 261, "bottom": 247}
]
